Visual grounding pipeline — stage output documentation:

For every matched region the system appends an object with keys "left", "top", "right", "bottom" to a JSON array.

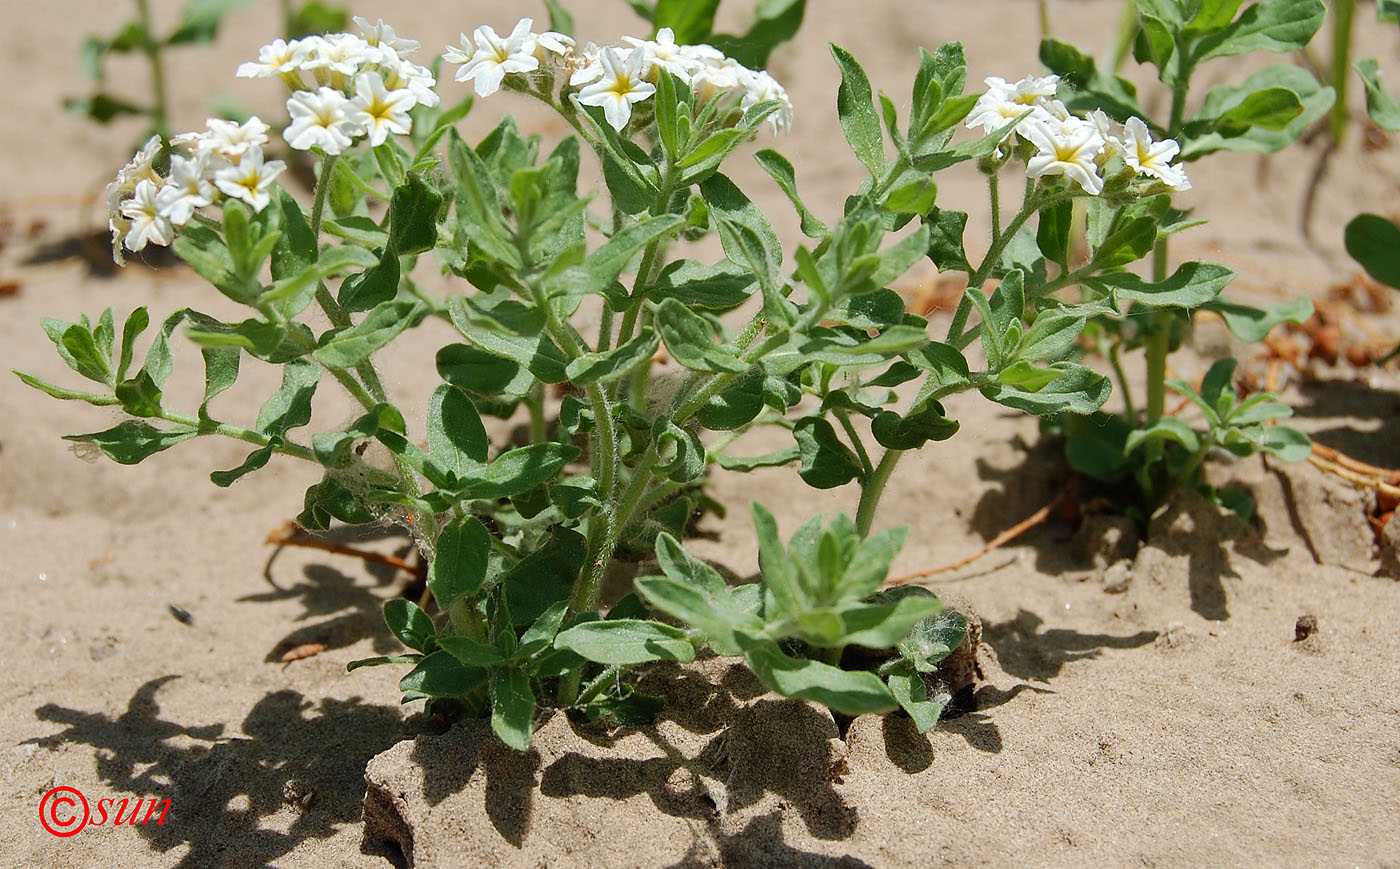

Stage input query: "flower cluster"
[
  {"left": 444, "top": 19, "right": 794, "bottom": 134},
  {"left": 966, "top": 74, "right": 1190, "bottom": 195},
  {"left": 237, "top": 17, "right": 437, "bottom": 155},
  {"left": 105, "top": 118, "right": 286, "bottom": 261}
]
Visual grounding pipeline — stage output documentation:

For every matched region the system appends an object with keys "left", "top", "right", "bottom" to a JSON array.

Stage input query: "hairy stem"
[
  {"left": 855, "top": 449, "right": 902, "bottom": 537},
  {"left": 1144, "top": 237, "right": 1171, "bottom": 424},
  {"left": 160, "top": 409, "right": 316, "bottom": 462},
  {"left": 135, "top": 0, "right": 169, "bottom": 138},
  {"left": 1329, "top": 0, "right": 1356, "bottom": 144}
]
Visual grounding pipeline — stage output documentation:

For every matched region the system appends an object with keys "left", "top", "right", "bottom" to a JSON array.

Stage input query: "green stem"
[
  {"left": 820, "top": 645, "right": 846, "bottom": 667},
  {"left": 1108, "top": 341, "right": 1137, "bottom": 424},
  {"left": 575, "top": 664, "right": 624, "bottom": 705},
  {"left": 988, "top": 166, "right": 1002, "bottom": 242},
  {"left": 1108, "top": 1, "right": 1140, "bottom": 74},
  {"left": 835, "top": 409, "right": 874, "bottom": 479},
  {"left": 526, "top": 383, "right": 548, "bottom": 443},
  {"left": 1330, "top": 0, "right": 1356, "bottom": 144},
  {"left": 160, "top": 409, "right": 316, "bottom": 462},
  {"left": 1144, "top": 237, "right": 1171, "bottom": 424},
  {"left": 311, "top": 153, "right": 337, "bottom": 241},
  {"left": 855, "top": 449, "right": 902, "bottom": 537},
  {"left": 596, "top": 306, "right": 615, "bottom": 353}
]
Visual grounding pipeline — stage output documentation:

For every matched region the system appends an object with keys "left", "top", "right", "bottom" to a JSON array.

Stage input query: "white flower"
[
  {"left": 302, "top": 33, "right": 374, "bottom": 77},
  {"left": 690, "top": 58, "right": 745, "bottom": 105},
  {"left": 568, "top": 43, "right": 604, "bottom": 86},
  {"left": 156, "top": 153, "right": 215, "bottom": 225},
  {"left": 445, "top": 19, "right": 539, "bottom": 97},
  {"left": 120, "top": 180, "right": 174, "bottom": 252},
  {"left": 115, "top": 135, "right": 164, "bottom": 189},
  {"left": 1121, "top": 117, "right": 1191, "bottom": 191},
  {"left": 535, "top": 30, "right": 574, "bottom": 57},
  {"left": 576, "top": 47, "right": 656, "bottom": 131},
  {"left": 349, "top": 72, "right": 414, "bottom": 146},
  {"left": 384, "top": 58, "right": 439, "bottom": 108},
  {"left": 1085, "top": 109, "right": 1124, "bottom": 157},
  {"left": 201, "top": 116, "right": 270, "bottom": 162},
  {"left": 1022, "top": 115, "right": 1106, "bottom": 195},
  {"left": 353, "top": 17, "right": 420, "bottom": 56},
  {"left": 965, "top": 74, "right": 1061, "bottom": 139},
  {"left": 236, "top": 38, "right": 307, "bottom": 78},
  {"left": 622, "top": 27, "right": 704, "bottom": 82},
  {"left": 284, "top": 87, "right": 358, "bottom": 154},
  {"left": 214, "top": 149, "right": 285, "bottom": 211},
  {"left": 740, "top": 68, "right": 794, "bottom": 134}
]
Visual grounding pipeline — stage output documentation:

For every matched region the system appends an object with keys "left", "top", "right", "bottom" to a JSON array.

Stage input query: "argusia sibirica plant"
[
  {"left": 1021, "top": 0, "right": 1326, "bottom": 518},
  {"left": 17, "top": 15, "right": 1266, "bottom": 749}
]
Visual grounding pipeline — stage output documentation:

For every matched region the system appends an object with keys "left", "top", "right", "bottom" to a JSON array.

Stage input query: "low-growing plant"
[
  {"left": 1026, "top": 0, "right": 1325, "bottom": 517},
  {"left": 18, "top": 12, "right": 1290, "bottom": 749}
]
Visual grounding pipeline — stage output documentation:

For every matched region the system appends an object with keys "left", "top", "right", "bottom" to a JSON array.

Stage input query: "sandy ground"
[{"left": 2, "top": 0, "right": 1399, "bottom": 866}]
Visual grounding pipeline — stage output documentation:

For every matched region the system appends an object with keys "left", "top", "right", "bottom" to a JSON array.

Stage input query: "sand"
[{"left": 2, "top": 1, "right": 1399, "bottom": 866}]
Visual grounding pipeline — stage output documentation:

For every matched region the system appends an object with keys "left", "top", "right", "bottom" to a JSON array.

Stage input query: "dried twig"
[
  {"left": 1307, "top": 445, "right": 1400, "bottom": 500},
  {"left": 264, "top": 521, "right": 418, "bottom": 574},
  {"left": 887, "top": 485, "right": 1074, "bottom": 585}
]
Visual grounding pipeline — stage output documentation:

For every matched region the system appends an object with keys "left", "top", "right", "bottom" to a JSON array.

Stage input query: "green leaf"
[
  {"left": 1017, "top": 309, "right": 1086, "bottom": 364},
  {"left": 429, "top": 515, "right": 491, "bottom": 608},
  {"left": 696, "top": 373, "right": 765, "bottom": 430},
  {"left": 42, "top": 318, "right": 111, "bottom": 385},
  {"left": 389, "top": 172, "right": 442, "bottom": 254},
  {"left": 649, "top": 259, "right": 757, "bottom": 312},
  {"left": 1214, "top": 86, "right": 1304, "bottom": 134},
  {"left": 653, "top": 0, "right": 719, "bottom": 43},
  {"left": 1182, "top": 65, "right": 1333, "bottom": 158},
  {"left": 1260, "top": 425, "right": 1311, "bottom": 462},
  {"left": 754, "top": 149, "right": 826, "bottom": 237},
  {"left": 554, "top": 619, "right": 696, "bottom": 665},
  {"left": 646, "top": 532, "right": 762, "bottom": 654},
  {"left": 209, "top": 443, "right": 274, "bottom": 487},
  {"left": 737, "top": 635, "right": 897, "bottom": 715},
  {"left": 715, "top": 446, "right": 801, "bottom": 472},
  {"left": 871, "top": 399, "right": 959, "bottom": 450},
  {"left": 712, "top": 0, "right": 807, "bottom": 68},
  {"left": 1193, "top": 0, "right": 1326, "bottom": 63},
  {"left": 490, "top": 668, "right": 537, "bottom": 751},
  {"left": 518, "top": 600, "right": 570, "bottom": 658},
  {"left": 399, "top": 650, "right": 487, "bottom": 697},
  {"left": 464, "top": 443, "right": 578, "bottom": 499},
  {"left": 925, "top": 208, "right": 971, "bottom": 272},
  {"left": 1345, "top": 214, "right": 1400, "bottom": 291},
  {"left": 446, "top": 295, "right": 569, "bottom": 383},
  {"left": 12, "top": 371, "right": 119, "bottom": 406},
  {"left": 830, "top": 44, "right": 885, "bottom": 176},
  {"left": 1203, "top": 297, "right": 1313, "bottom": 341},
  {"left": 895, "top": 598, "right": 967, "bottom": 672},
  {"left": 255, "top": 358, "right": 319, "bottom": 437},
  {"left": 656, "top": 298, "right": 749, "bottom": 373},
  {"left": 437, "top": 343, "right": 534, "bottom": 397},
  {"left": 426, "top": 383, "right": 489, "bottom": 482},
  {"left": 1133, "top": 14, "right": 1175, "bottom": 76},
  {"left": 503, "top": 527, "right": 586, "bottom": 626},
  {"left": 979, "top": 362, "right": 1111, "bottom": 415},
  {"left": 700, "top": 172, "right": 783, "bottom": 279},
  {"left": 297, "top": 475, "right": 376, "bottom": 529},
  {"left": 64, "top": 421, "right": 197, "bottom": 464},
  {"left": 887, "top": 671, "right": 946, "bottom": 733},
  {"left": 834, "top": 593, "right": 946, "bottom": 646},
  {"left": 315, "top": 300, "right": 422, "bottom": 369},
  {"left": 384, "top": 599, "right": 437, "bottom": 653},
  {"left": 116, "top": 307, "right": 150, "bottom": 382},
  {"left": 271, "top": 190, "right": 316, "bottom": 280},
  {"left": 793, "top": 417, "right": 864, "bottom": 489},
  {"left": 184, "top": 317, "right": 313, "bottom": 364},
  {"left": 1125, "top": 417, "right": 1201, "bottom": 455},
  {"left": 1096, "top": 262, "right": 1235, "bottom": 309},
  {"left": 1355, "top": 59, "right": 1400, "bottom": 133},
  {"left": 437, "top": 635, "right": 505, "bottom": 667},
  {"left": 1036, "top": 199, "right": 1073, "bottom": 266}
]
